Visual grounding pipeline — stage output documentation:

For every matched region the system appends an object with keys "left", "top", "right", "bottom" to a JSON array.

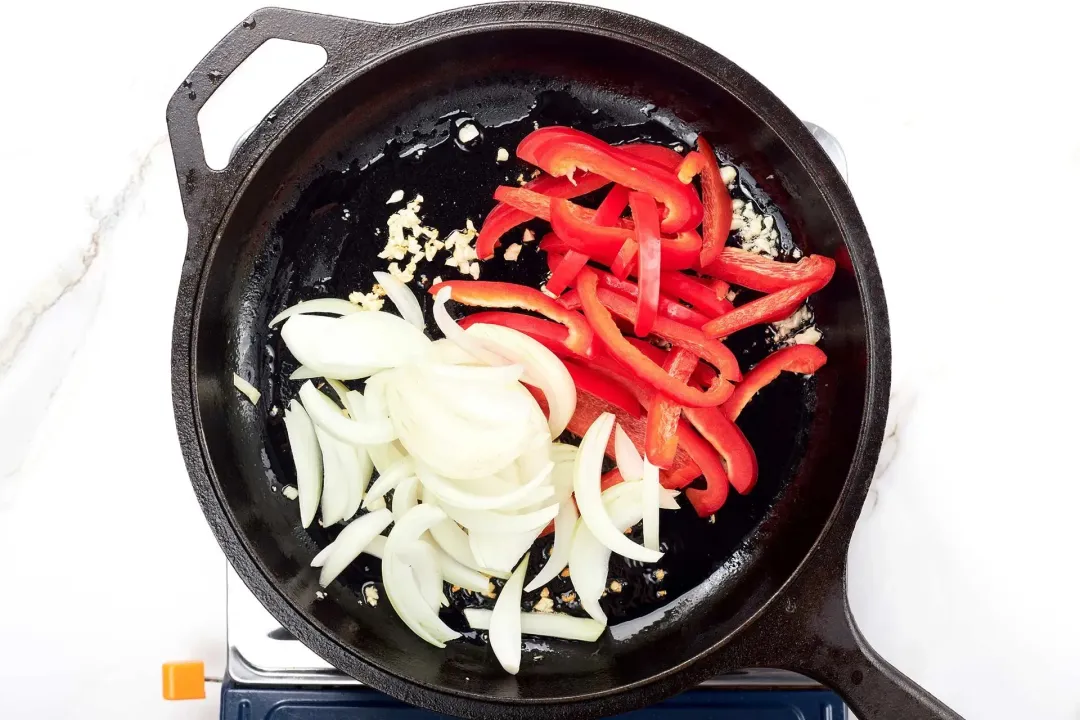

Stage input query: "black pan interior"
[{"left": 193, "top": 27, "right": 868, "bottom": 700}]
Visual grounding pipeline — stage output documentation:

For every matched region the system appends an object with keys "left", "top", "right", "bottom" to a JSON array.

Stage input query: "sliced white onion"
[
  {"left": 310, "top": 543, "right": 335, "bottom": 568},
  {"left": 416, "top": 461, "right": 554, "bottom": 511},
  {"left": 605, "top": 480, "right": 681, "bottom": 511},
  {"left": 366, "top": 441, "right": 407, "bottom": 476},
  {"left": 642, "top": 459, "right": 661, "bottom": 552},
  {"left": 342, "top": 389, "right": 395, "bottom": 444},
  {"left": 465, "top": 323, "right": 577, "bottom": 436},
  {"left": 232, "top": 373, "right": 261, "bottom": 404},
  {"left": 436, "top": 550, "right": 492, "bottom": 593},
  {"left": 313, "top": 425, "right": 349, "bottom": 526},
  {"left": 373, "top": 271, "right": 426, "bottom": 330},
  {"left": 614, "top": 424, "right": 644, "bottom": 483},
  {"left": 344, "top": 446, "right": 373, "bottom": 521},
  {"left": 281, "top": 312, "right": 429, "bottom": 380},
  {"left": 392, "top": 475, "right": 420, "bottom": 521},
  {"left": 383, "top": 505, "right": 461, "bottom": 645},
  {"left": 573, "top": 413, "right": 663, "bottom": 564},
  {"left": 362, "top": 457, "right": 414, "bottom": 510},
  {"left": 326, "top": 379, "right": 350, "bottom": 406},
  {"left": 524, "top": 500, "right": 579, "bottom": 592},
  {"left": 319, "top": 509, "right": 393, "bottom": 586},
  {"left": 270, "top": 298, "right": 361, "bottom": 327},
  {"left": 421, "top": 360, "right": 525, "bottom": 386},
  {"left": 432, "top": 286, "right": 507, "bottom": 366},
  {"left": 489, "top": 553, "right": 529, "bottom": 674},
  {"left": 464, "top": 609, "right": 605, "bottom": 643},
  {"left": 426, "top": 338, "right": 481, "bottom": 366},
  {"left": 311, "top": 525, "right": 388, "bottom": 568},
  {"left": 283, "top": 400, "right": 322, "bottom": 528},
  {"left": 468, "top": 526, "right": 544, "bottom": 574},
  {"left": 568, "top": 489, "right": 646, "bottom": 623},
  {"left": 290, "top": 365, "right": 322, "bottom": 381},
  {"left": 442, "top": 503, "right": 559, "bottom": 534},
  {"left": 299, "top": 381, "right": 396, "bottom": 446},
  {"left": 404, "top": 539, "right": 446, "bottom": 610}
]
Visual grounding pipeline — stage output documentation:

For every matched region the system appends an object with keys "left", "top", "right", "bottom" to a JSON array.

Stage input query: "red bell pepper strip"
[
  {"left": 564, "top": 387, "right": 699, "bottom": 490},
  {"left": 537, "top": 215, "right": 701, "bottom": 271},
  {"left": 659, "top": 271, "right": 734, "bottom": 317},
  {"left": 593, "top": 185, "right": 630, "bottom": 226},
  {"left": 430, "top": 280, "right": 595, "bottom": 356},
  {"left": 682, "top": 405, "right": 758, "bottom": 495},
  {"left": 702, "top": 249, "right": 837, "bottom": 294},
  {"left": 599, "top": 467, "right": 626, "bottom": 493},
  {"left": 549, "top": 256, "right": 711, "bottom": 328},
  {"left": 645, "top": 348, "right": 696, "bottom": 467},
  {"left": 562, "top": 359, "right": 644, "bottom": 418},
  {"left": 723, "top": 345, "right": 827, "bottom": 421},
  {"left": 629, "top": 191, "right": 662, "bottom": 337},
  {"left": 575, "top": 270, "right": 732, "bottom": 407},
  {"left": 457, "top": 311, "right": 598, "bottom": 359},
  {"left": 593, "top": 285, "right": 742, "bottom": 384},
  {"left": 620, "top": 143, "right": 684, "bottom": 172},
  {"left": 696, "top": 136, "right": 733, "bottom": 268},
  {"left": 609, "top": 239, "right": 637, "bottom": 280},
  {"left": 591, "top": 359, "right": 731, "bottom": 510},
  {"left": 517, "top": 127, "right": 704, "bottom": 233},
  {"left": 711, "top": 278, "right": 731, "bottom": 299},
  {"left": 676, "top": 151, "right": 706, "bottom": 183},
  {"left": 546, "top": 250, "right": 591, "bottom": 296},
  {"left": 702, "top": 281, "right": 822, "bottom": 339},
  {"left": 476, "top": 172, "right": 611, "bottom": 260},
  {"left": 625, "top": 338, "right": 718, "bottom": 391}
]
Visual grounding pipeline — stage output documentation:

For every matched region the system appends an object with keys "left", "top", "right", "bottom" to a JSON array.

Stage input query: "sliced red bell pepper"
[
  {"left": 593, "top": 285, "right": 742, "bottom": 385},
  {"left": 677, "top": 421, "right": 732, "bottom": 516},
  {"left": 659, "top": 271, "right": 734, "bottom": 317},
  {"left": 645, "top": 348, "right": 696, "bottom": 467},
  {"left": 517, "top": 127, "right": 704, "bottom": 233},
  {"left": 575, "top": 270, "right": 731, "bottom": 407},
  {"left": 610, "top": 239, "right": 638, "bottom": 280},
  {"left": 476, "top": 172, "right": 612, "bottom": 260},
  {"left": 599, "top": 467, "right": 626, "bottom": 493},
  {"left": 723, "top": 345, "right": 827, "bottom": 421},
  {"left": 682, "top": 405, "right": 758, "bottom": 495},
  {"left": 593, "top": 185, "right": 630, "bottom": 226},
  {"left": 546, "top": 250, "right": 591, "bottom": 296},
  {"left": 676, "top": 151, "right": 706, "bottom": 184},
  {"left": 563, "top": 359, "right": 644, "bottom": 418},
  {"left": 548, "top": 255, "right": 711, "bottom": 328},
  {"left": 457, "top": 311, "right": 597, "bottom": 358},
  {"left": 620, "top": 143, "right": 684, "bottom": 172},
  {"left": 625, "top": 338, "right": 718, "bottom": 391},
  {"left": 702, "top": 281, "right": 822, "bottom": 339},
  {"left": 696, "top": 136, "right": 733, "bottom": 268},
  {"left": 537, "top": 212, "right": 701, "bottom": 271},
  {"left": 629, "top": 191, "right": 662, "bottom": 337},
  {"left": 702, "top": 249, "right": 837, "bottom": 294},
  {"left": 430, "top": 280, "right": 594, "bottom": 356},
  {"left": 711, "top": 278, "right": 731, "bottom": 299},
  {"left": 565, "top": 387, "right": 699, "bottom": 490}
]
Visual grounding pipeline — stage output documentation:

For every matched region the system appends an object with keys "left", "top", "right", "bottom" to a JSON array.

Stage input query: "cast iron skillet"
[{"left": 166, "top": 4, "right": 962, "bottom": 719}]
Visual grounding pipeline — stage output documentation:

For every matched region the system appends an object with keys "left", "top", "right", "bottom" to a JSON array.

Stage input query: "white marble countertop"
[{"left": 1, "top": 1, "right": 1078, "bottom": 718}]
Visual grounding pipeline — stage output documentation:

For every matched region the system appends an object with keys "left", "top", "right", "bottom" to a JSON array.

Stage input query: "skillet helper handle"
[
  {"left": 165, "top": 8, "right": 389, "bottom": 224},
  {"left": 739, "top": 537, "right": 964, "bottom": 720}
]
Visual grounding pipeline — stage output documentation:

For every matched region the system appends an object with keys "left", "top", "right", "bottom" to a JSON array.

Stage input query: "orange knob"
[{"left": 162, "top": 661, "right": 206, "bottom": 700}]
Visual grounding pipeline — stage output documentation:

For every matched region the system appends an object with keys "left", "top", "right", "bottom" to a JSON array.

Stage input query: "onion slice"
[
  {"left": 432, "top": 286, "right": 506, "bottom": 366},
  {"left": 392, "top": 475, "right": 420, "bottom": 521},
  {"left": 345, "top": 446, "right": 373, "bottom": 521},
  {"left": 464, "top": 609, "right": 605, "bottom": 642},
  {"left": 573, "top": 413, "right": 663, "bottom": 563},
  {"left": 373, "top": 271, "right": 426, "bottom": 330},
  {"left": 283, "top": 400, "right": 322, "bottom": 528},
  {"left": 289, "top": 366, "right": 322, "bottom": 381},
  {"left": 614, "top": 424, "right": 644, "bottom": 483},
  {"left": 362, "top": 457, "right": 414, "bottom": 510},
  {"left": 464, "top": 323, "right": 577, "bottom": 436},
  {"left": 313, "top": 425, "right": 350, "bottom": 526},
  {"left": 319, "top": 509, "right": 393, "bottom": 586},
  {"left": 232, "top": 374, "right": 261, "bottom": 404},
  {"left": 299, "top": 381, "right": 396, "bottom": 446},
  {"left": 489, "top": 553, "right": 529, "bottom": 674},
  {"left": 569, "top": 489, "right": 646, "bottom": 623},
  {"left": 642, "top": 458, "right": 661, "bottom": 552},
  {"left": 524, "top": 499, "right": 579, "bottom": 592},
  {"left": 416, "top": 461, "right": 554, "bottom": 511},
  {"left": 269, "top": 298, "right": 362, "bottom": 327},
  {"left": 281, "top": 312, "right": 429, "bottom": 379},
  {"left": 442, "top": 503, "right": 559, "bottom": 534}
]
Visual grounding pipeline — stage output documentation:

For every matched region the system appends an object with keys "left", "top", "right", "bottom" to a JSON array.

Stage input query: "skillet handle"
[
  {"left": 736, "top": 537, "right": 964, "bottom": 720},
  {"left": 165, "top": 8, "right": 390, "bottom": 224}
]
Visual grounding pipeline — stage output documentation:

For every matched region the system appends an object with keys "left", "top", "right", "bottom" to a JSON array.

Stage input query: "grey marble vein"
[{"left": 0, "top": 137, "right": 167, "bottom": 384}]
